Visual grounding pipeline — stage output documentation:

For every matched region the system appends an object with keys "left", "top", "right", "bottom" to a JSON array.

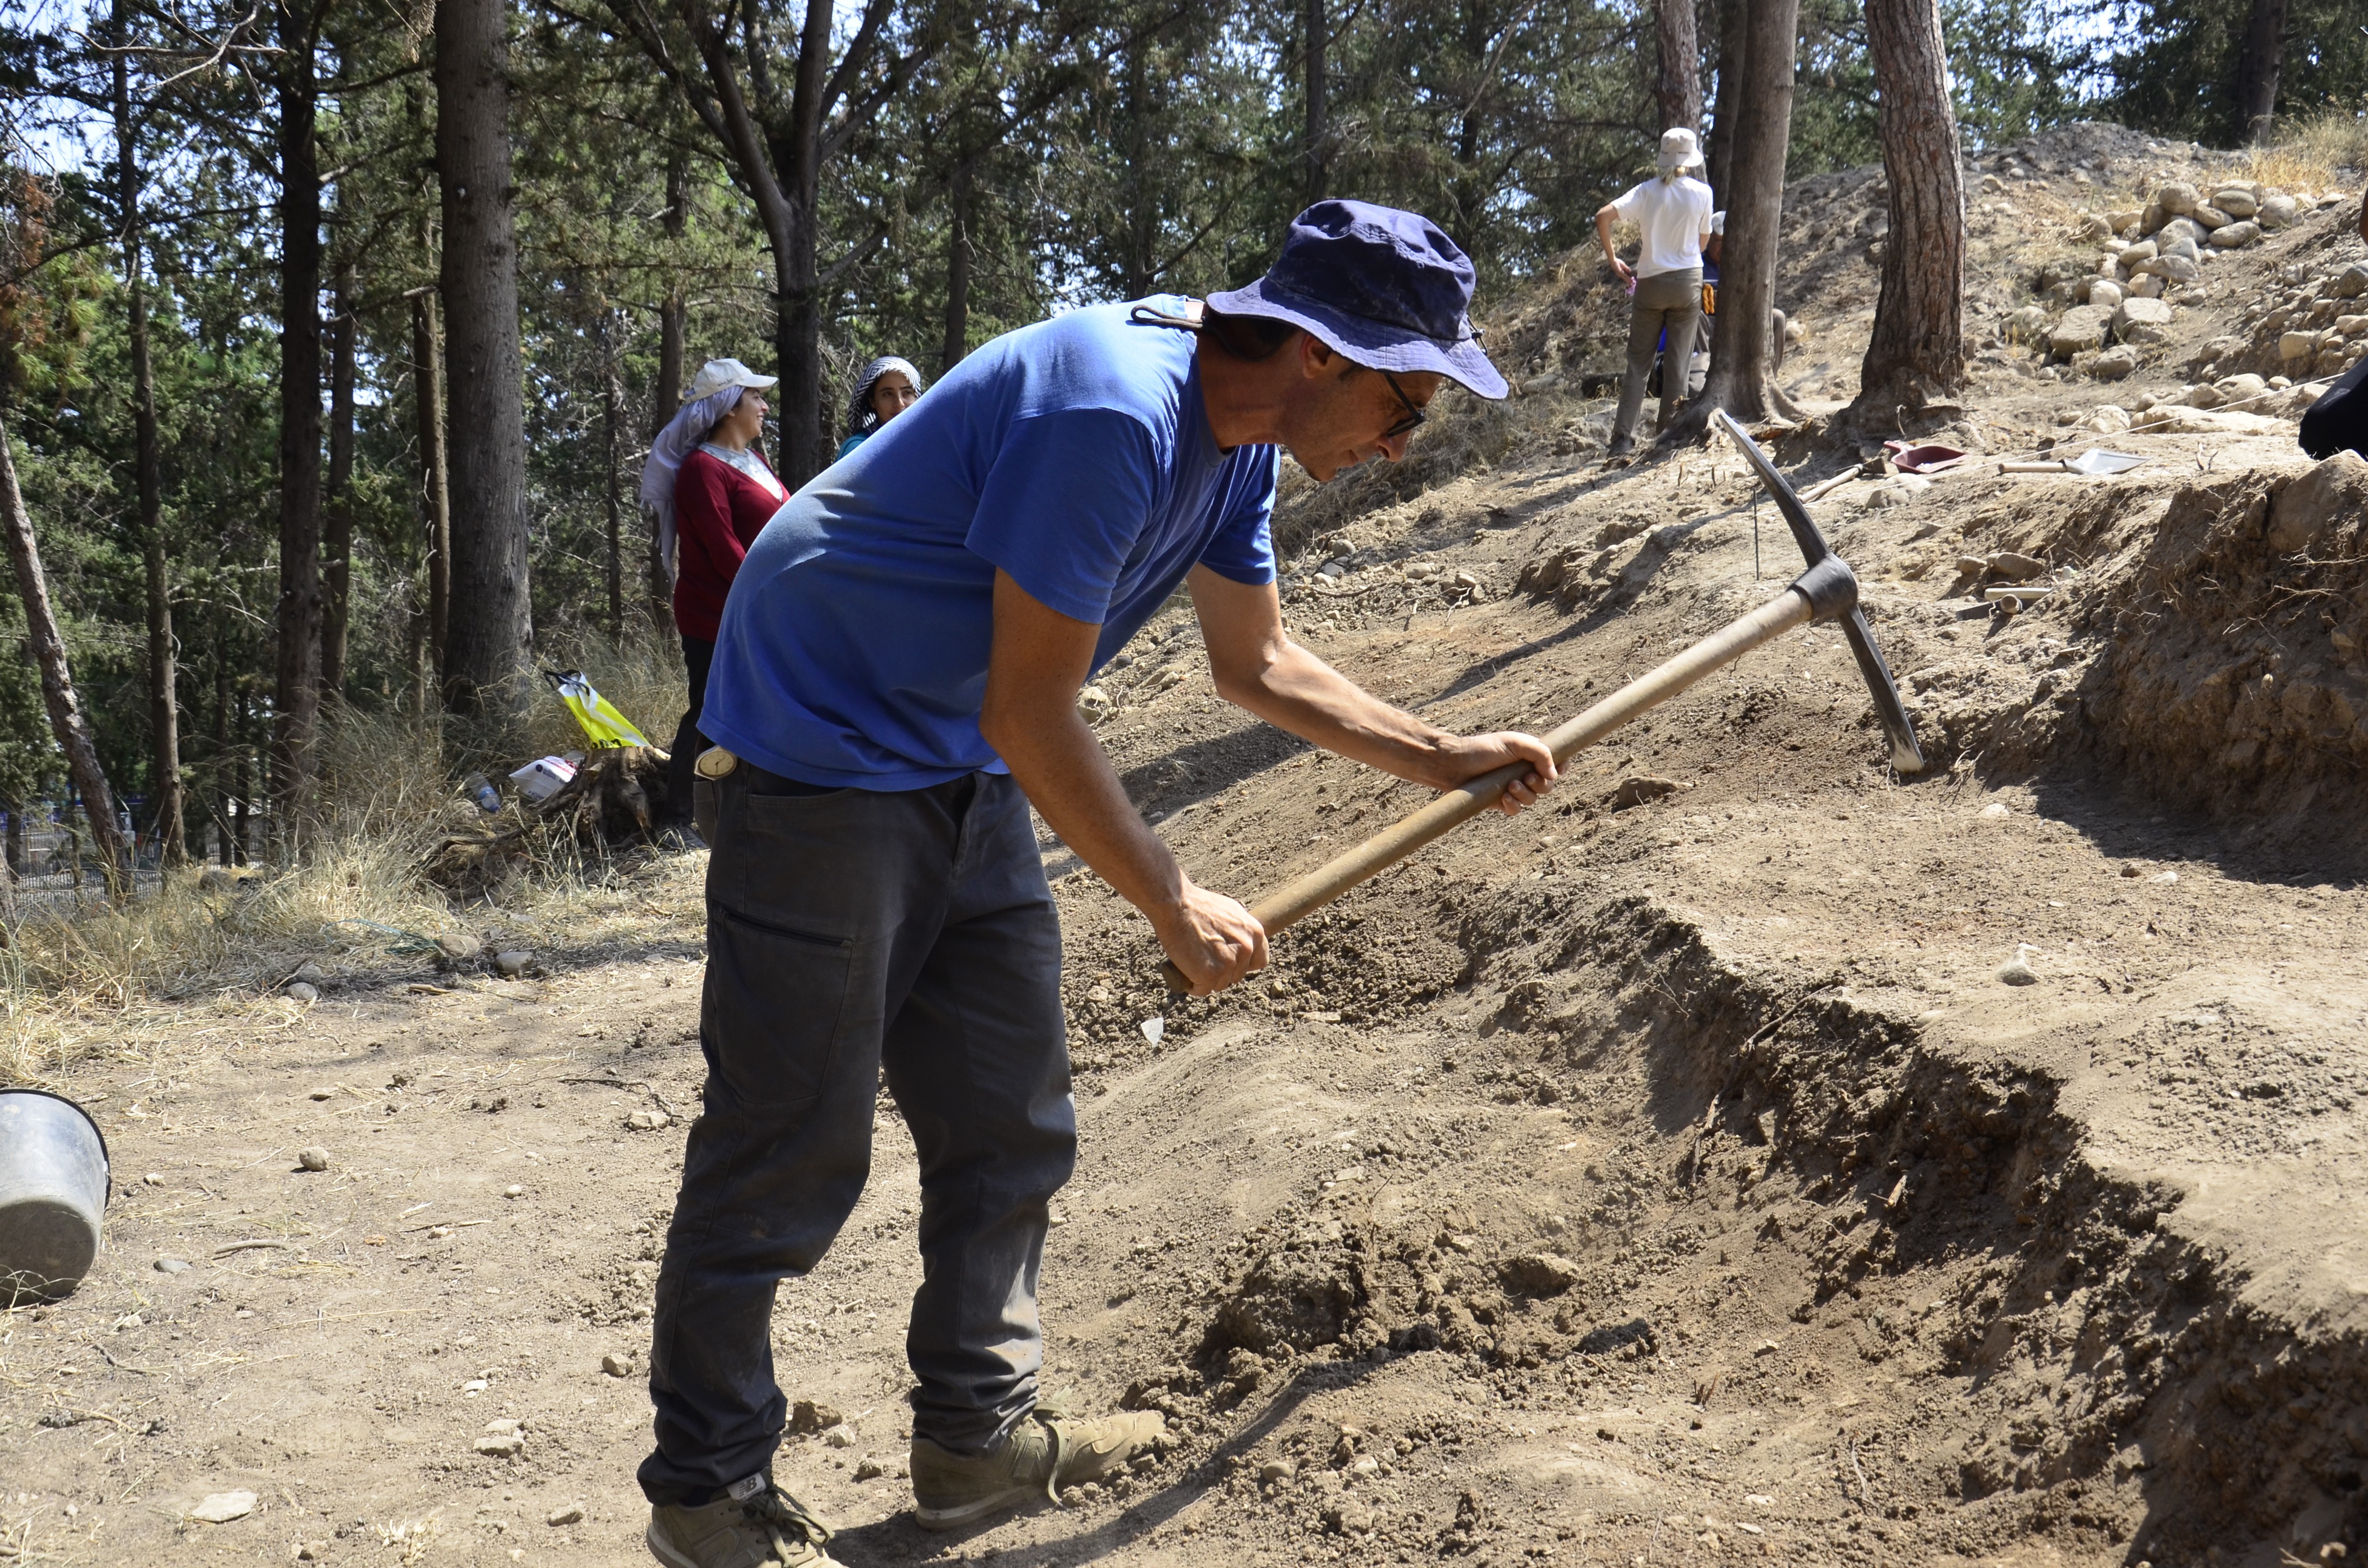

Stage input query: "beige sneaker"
[
  {"left": 910, "top": 1404, "right": 1167, "bottom": 1531},
  {"left": 646, "top": 1471, "right": 837, "bottom": 1568}
]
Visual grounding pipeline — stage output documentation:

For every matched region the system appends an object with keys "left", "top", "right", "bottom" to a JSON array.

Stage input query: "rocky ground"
[{"left": 4, "top": 126, "right": 2367, "bottom": 1568}]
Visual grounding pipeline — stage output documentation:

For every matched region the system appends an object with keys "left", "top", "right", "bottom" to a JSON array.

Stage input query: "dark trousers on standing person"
[
  {"left": 664, "top": 637, "right": 715, "bottom": 828},
  {"left": 635, "top": 761, "right": 1075, "bottom": 1505},
  {"left": 1613, "top": 267, "right": 1702, "bottom": 448}
]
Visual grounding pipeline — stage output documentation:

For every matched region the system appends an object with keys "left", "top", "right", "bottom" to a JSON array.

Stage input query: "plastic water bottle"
[{"left": 464, "top": 774, "right": 501, "bottom": 813}]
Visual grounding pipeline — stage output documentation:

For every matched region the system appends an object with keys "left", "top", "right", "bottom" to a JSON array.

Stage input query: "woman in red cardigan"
[{"left": 641, "top": 358, "right": 786, "bottom": 833}]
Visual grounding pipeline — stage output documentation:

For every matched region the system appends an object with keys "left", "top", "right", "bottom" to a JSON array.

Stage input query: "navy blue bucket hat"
[{"left": 1206, "top": 200, "right": 1507, "bottom": 400}]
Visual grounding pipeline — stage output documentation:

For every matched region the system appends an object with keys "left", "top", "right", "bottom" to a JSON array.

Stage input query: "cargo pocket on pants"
[{"left": 703, "top": 906, "right": 855, "bottom": 1109}]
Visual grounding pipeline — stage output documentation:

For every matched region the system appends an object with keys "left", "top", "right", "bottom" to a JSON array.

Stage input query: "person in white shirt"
[{"left": 1594, "top": 128, "right": 1714, "bottom": 457}]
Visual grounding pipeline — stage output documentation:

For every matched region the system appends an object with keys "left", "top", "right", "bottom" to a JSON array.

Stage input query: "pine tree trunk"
[
  {"left": 437, "top": 0, "right": 535, "bottom": 731},
  {"left": 114, "top": 0, "right": 185, "bottom": 868},
  {"left": 1704, "top": 0, "right": 1746, "bottom": 202},
  {"left": 1851, "top": 0, "right": 1967, "bottom": 425},
  {"left": 1673, "top": 0, "right": 1798, "bottom": 433},
  {"left": 410, "top": 285, "right": 452, "bottom": 691},
  {"left": 942, "top": 162, "right": 973, "bottom": 374},
  {"left": 1655, "top": 0, "right": 1703, "bottom": 136},
  {"left": 1304, "top": 0, "right": 1327, "bottom": 206},
  {"left": 2233, "top": 0, "right": 2287, "bottom": 144},
  {"left": 598, "top": 309, "right": 623, "bottom": 638},
  {"left": 322, "top": 257, "right": 356, "bottom": 699},
  {"left": 272, "top": 7, "right": 325, "bottom": 846},
  {"left": 210, "top": 651, "right": 233, "bottom": 863},
  {"left": 0, "top": 405, "right": 128, "bottom": 889},
  {"left": 651, "top": 153, "right": 686, "bottom": 628}
]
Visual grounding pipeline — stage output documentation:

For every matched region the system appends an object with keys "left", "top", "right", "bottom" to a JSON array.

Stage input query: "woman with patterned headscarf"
[
  {"left": 836, "top": 355, "right": 926, "bottom": 460},
  {"left": 641, "top": 357, "right": 783, "bottom": 834}
]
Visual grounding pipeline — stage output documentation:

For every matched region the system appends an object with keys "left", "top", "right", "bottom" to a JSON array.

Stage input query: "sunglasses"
[{"left": 1380, "top": 372, "right": 1427, "bottom": 441}]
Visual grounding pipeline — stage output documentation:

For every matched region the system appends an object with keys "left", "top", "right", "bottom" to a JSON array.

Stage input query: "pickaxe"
[{"left": 1160, "top": 409, "right": 1924, "bottom": 993}]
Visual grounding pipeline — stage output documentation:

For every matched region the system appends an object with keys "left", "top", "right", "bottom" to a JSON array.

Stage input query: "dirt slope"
[{"left": 4, "top": 127, "right": 2367, "bottom": 1568}]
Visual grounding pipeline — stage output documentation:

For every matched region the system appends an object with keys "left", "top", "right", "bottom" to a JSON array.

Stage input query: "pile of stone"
[
  {"left": 2004, "top": 178, "right": 2352, "bottom": 381},
  {"left": 2214, "top": 260, "right": 2368, "bottom": 384}
]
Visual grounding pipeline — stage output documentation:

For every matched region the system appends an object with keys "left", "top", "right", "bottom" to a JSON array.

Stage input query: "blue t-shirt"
[{"left": 703, "top": 298, "right": 1279, "bottom": 790}]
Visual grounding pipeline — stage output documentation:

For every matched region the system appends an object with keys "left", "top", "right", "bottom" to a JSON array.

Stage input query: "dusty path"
[{"left": 5, "top": 127, "right": 2368, "bottom": 1568}]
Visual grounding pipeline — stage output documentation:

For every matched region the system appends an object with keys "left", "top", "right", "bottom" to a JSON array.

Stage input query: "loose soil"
[{"left": 5, "top": 126, "right": 2367, "bottom": 1568}]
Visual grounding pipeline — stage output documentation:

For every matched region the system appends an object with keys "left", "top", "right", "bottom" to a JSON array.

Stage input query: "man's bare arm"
[
  {"left": 1188, "top": 565, "right": 1555, "bottom": 814},
  {"left": 978, "top": 570, "right": 1267, "bottom": 994}
]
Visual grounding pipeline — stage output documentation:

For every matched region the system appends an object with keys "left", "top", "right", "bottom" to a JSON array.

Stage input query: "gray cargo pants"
[
  {"left": 1613, "top": 267, "right": 1703, "bottom": 444},
  {"left": 636, "top": 761, "right": 1073, "bottom": 1505}
]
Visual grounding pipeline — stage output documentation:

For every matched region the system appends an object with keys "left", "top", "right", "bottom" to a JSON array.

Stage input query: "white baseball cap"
[{"left": 683, "top": 357, "right": 777, "bottom": 402}]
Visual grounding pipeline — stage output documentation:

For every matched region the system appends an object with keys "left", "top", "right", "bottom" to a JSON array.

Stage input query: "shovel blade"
[{"left": 2064, "top": 448, "right": 2145, "bottom": 476}]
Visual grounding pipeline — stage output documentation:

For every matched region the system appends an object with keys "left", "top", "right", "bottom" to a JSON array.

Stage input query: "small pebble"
[
  {"left": 503, "top": 1184, "right": 525, "bottom": 1199},
  {"left": 154, "top": 1256, "right": 191, "bottom": 1274},
  {"left": 190, "top": 1491, "right": 258, "bottom": 1524},
  {"left": 494, "top": 949, "right": 534, "bottom": 978},
  {"left": 602, "top": 1353, "right": 635, "bottom": 1377},
  {"left": 1978, "top": 802, "right": 2010, "bottom": 820},
  {"left": 1998, "top": 945, "right": 2040, "bottom": 986},
  {"left": 142, "top": 1172, "right": 164, "bottom": 1186},
  {"left": 308, "top": 1088, "right": 335, "bottom": 1101},
  {"left": 626, "top": 1107, "right": 669, "bottom": 1131},
  {"left": 546, "top": 1504, "right": 584, "bottom": 1527},
  {"left": 824, "top": 1427, "right": 857, "bottom": 1449},
  {"left": 2120, "top": 865, "right": 2142, "bottom": 878},
  {"left": 1258, "top": 1458, "right": 1299, "bottom": 1484},
  {"left": 1140, "top": 1017, "right": 1165, "bottom": 1045},
  {"left": 2153, "top": 870, "right": 2180, "bottom": 883},
  {"left": 853, "top": 1458, "right": 885, "bottom": 1481},
  {"left": 285, "top": 982, "right": 321, "bottom": 1005},
  {"left": 296, "top": 1145, "right": 331, "bottom": 1172}
]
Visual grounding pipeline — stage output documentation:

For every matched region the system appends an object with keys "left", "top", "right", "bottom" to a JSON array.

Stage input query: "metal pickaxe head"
[{"left": 1714, "top": 411, "right": 1926, "bottom": 774}]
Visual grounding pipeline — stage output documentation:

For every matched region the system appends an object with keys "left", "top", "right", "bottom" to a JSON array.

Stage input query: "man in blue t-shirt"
[{"left": 640, "top": 201, "right": 1554, "bottom": 1568}]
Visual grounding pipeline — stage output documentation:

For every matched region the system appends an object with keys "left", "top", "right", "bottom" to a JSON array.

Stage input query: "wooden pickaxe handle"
[{"left": 1156, "top": 564, "right": 1839, "bottom": 994}]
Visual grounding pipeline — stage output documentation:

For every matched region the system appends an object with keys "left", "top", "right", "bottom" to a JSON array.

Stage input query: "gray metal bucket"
[{"left": 0, "top": 1088, "right": 111, "bottom": 1303}]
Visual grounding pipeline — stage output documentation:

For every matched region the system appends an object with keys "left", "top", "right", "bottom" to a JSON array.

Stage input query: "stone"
[
  {"left": 2175, "top": 383, "right": 2225, "bottom": 409},
  {"left": 2269, "top": 452, "right": 2368, "bottom": 555},
  {"left": 788, "top": 1399, "right": 844, "bottom": 1434},
  {"left": 602, "top": 1352, "right": 635, "bottom": 1376},
  {"left": 2084, "top": 403, "right": 2133, "bottom": 431},
  {"left": 1259, "top": 1458, "right": 1299, "bottom": 1485},
  {"left": 2342, "top": 315, "right": 2368, "bottom": 339},
  {"left": 285, "top": 982, "right": 320, "bottom": 1005},
  {"left": 1076, "top": 685, "right": 1114, "bottom": 723},
  {"left": 2048, "top": 304, "right": 2112, "bottom": 355},
  {"left": 2114, "top": 239, "right": 2157, "bottom": 268},
  {"left": 144, "top": 1171, "right": 164, "bottom": 1185},
  {"left": 2213, "top": 187, "right": 2259, "bottom": 219},
  {"left": 2088, "top": 279, "right": 2124, "bottom": 311},
  {"left": 473, "top": 1433, "right": 525, "bottom": 1457},
  {"left": 1609, "top": 776, "right": 1682, "bottom": 810},
  {"left": 2137, "top": 199, "right": 2165, "bottom": 235},
  {"left": 154, "top": 1256, "right": 191, "bottom": 1274},
  {"left": 1323, "top": 1501, "right": 1377, "bottom": 1535},
  {"left": 625, "top": 1107, "right": 668, "bottom": 1131},
  {"left": 1139, "top": 1015, "right": 1165, "bottom": 1044},
  {"left": 2211, "top": 373, "right": 2268, "bottom": 408},
  {"left": 2130, "top": 274, "right": 2165, "bottom": 299},
  {"left": 2189, "top": 203, "right": 2230, "bottom": 230},
  {"left": 493, "top": 949, "right": 533, "bottom": 978},
  {"left": 2337, "top": 264, "right": 2368, "bottom": 299},
  {"left": 546, "top": 1505, "right": 584, "bottom": 1527},
  {"left": 2137, "top": 254, "right": 2199, "bottom": 283},
  {"left": 438, "top": 932, "right": 483, "bottom": 962},
  {"left": 1498, "top": 1252, "right": 1583, "bottom": 1297},
  {"left": 190, "top": 1491, "right": 258, "bottom": 1524},
  {"left": 1988, "top": 552, "right": 2048, "bottom": 583},
  {"left": 2258, "top": 194, "right": 2299, "bottom": 228},
  {"left": 2209, "top": 220, "right": 2262, "bottom": 249},
  {"left": 2282, "top": 331, "right": 2320, "bottom": 361},
  {"left": 2074, "top": 213, "right": 2112, "bottom": 243},
  {"left": 292, "top": 961, "right": 327, "bottom": 986},
  {"left": 1997, "top": 946, "right": 2040, "bottom": 986},
  {"left": 2090, "top": 349, "right": 2139, "bottom": 384},
  {"left": 503, "top": 1183, "right": 525, "bottom": 1199},
  {"left": 2158, "top": 232, "right": 2202, "bottom": 261},
  {"left": 853, "top": 1458, "right": 885, "bottom": 1481},
  {"left": 296, "top": 1145, "right": 331, "bottom": 1172},
  {"left": 2108, "top": 208, "right": 2143, "bottom": 233},
  {"left": 824, "top": 1426, "right": 857, "bottom": 1449},
  {"left": 2153, "top": 181, "right": 2197, "bottom": 216}
]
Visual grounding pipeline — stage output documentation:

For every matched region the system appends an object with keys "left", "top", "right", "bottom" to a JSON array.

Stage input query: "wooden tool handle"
[
  {"left": 1998, "top": 460, "right": 2069, "bottom": 474},
  {"left": 1156, "top": 585, "right": 1817, "bottom": 993}
]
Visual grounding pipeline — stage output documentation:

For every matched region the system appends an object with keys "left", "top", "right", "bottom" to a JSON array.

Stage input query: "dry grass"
[
  {"left": 0, "top": 685, "right": 704, "bottom": 1091},
  {"left": 2249, "top": 104, "right": 2368, "bottom": 194}
]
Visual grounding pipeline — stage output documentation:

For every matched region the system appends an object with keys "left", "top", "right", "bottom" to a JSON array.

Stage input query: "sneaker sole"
[
  {"left": 912, "top": 1485, "right": 1043, "bottom": 1532},
  {"left": 645, "top": 1520, "right": 699, "bottom": 1568}
]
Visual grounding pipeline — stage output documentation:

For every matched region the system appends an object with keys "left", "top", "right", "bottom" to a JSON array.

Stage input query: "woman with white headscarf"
[
  {"left": 642, "top": 357, "right": 784, "bottom": 833},
  {"left": 834, "top": 355, "right": 925, "bottom": 460}
]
